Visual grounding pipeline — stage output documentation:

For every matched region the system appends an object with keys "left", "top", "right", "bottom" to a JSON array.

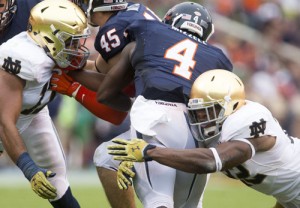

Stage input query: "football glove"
[
  {"left": 16, "top": 152, "right": 57, "bottom": 199},
  {"left": 51, "top": 68, "right": 82, "bottom": 97},
  {"left": 31, "top": 171, "right": 57, "bottom": 199},
  {"left": 117, "top": 161, "right": 135, "bottom": 190},
  {"left": 107, "top": 138, "right": 156, "bottom": 162}
]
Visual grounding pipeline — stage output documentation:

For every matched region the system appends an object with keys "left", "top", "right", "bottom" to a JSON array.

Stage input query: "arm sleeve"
[{"left": 74, "top": 85, "right": 128, "bottom": 125}]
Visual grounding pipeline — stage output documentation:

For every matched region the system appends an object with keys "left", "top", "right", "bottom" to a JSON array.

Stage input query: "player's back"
[
  {"left": 0, "top": 0, "right": 41, "bottom": 45},
  {"left": 94, "top": 2, "right": 160, "bottom": 61},
  {"left": 127, "top": 20, "right": 233, "bottom": 103}
]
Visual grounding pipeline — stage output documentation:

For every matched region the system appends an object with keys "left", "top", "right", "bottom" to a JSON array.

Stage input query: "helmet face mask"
[
  {"left": 188, "top": 70, "right": 246, "bottom": 142},
  {"left": 188, "top": 99, "right": 225, "bottom": 142},
  {"left": 163, "top": 2, "right": 214, "bottom": 41},
  {"left": 0, "top": 0, "right": 17, "bottom": 32},
  {"left": 55, "top": 29, "right": 90, "bottom": 69},
  {"left": 28, "top": 0, "right": 90, "bottom": 69}
]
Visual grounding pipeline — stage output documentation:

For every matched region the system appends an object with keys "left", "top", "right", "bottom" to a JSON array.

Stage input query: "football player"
[
  {"left": 0, "top": 0, "right": 91, "bottom": 155},
  {"left": 50, "top": 0, "right": 161, "bottom": 207},
  {"left": 0, "top": 0, "right": 87, "bottom": 45},
  {"left": 109, "top": 69, "right": 300, "bottom": 208},
  {"left": 72, "top": 2, "right": 233, "bottom": 207},
  {"left": 0, "top": 0, "right": 89, "bottom": 207},
  {"left": 0, "top": 0, "right": 127, "bottom": 156}
]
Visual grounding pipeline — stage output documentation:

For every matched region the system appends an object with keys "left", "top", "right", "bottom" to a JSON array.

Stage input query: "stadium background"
[{"left": 1, "top": 0, "right": 300, "bottom": 207}]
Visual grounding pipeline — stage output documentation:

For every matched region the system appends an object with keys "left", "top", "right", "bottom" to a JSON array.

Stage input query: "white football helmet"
[
  {"left": 188, "top": 69, "right": 246, "bottom": 142},
  {"left": 28, "top": 0, "right": 90, "bottom": 69}
]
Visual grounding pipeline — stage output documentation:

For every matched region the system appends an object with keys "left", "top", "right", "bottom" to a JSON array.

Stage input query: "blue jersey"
[
  {"left": 94, "top": 2, "right": 160, "bottom": 62},
  {"left": 127, "top": 20, "right": 233, "bottom": 103},
  {"left": 0, "top": 0, "right": 41, "bottom": 45}
]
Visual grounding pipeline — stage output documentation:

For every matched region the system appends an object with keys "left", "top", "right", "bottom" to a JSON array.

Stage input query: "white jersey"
[
  {"left": 0, "top": 32, "right": 72, "bottom": 200},
  {"left": 0, "top": 32, "right": 56, "bottom": 132},
  {"left": 221, "top": 100, "right": 300, "bottom": 207}
]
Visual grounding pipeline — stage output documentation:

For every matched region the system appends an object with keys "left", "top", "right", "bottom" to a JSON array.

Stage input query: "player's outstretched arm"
[
  {"left": 51, "top": 69, "right": 128, "bottom": 125},
  {"left": 108, "top": 138, "right": 253, "bottom": 174}
]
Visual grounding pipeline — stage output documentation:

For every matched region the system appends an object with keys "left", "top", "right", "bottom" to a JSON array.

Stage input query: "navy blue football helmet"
[{"left": 163, "top": 2, "right": 214, "bottom": 41}]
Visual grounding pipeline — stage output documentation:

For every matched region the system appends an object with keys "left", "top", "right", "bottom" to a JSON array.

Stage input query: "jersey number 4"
[{"left": 164, "top": 39, "right": 198, "bottom": 80}]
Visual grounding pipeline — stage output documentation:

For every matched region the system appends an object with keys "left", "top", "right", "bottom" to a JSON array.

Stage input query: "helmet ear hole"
[
  {"left": 233, "top": 102, "right": 239, "bottom": 111},
  {"left": 44, "top": 36, "right": 54, "bottom": 44}
]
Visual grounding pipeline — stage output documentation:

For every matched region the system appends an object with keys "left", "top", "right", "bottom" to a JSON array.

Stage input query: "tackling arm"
[
  {"left": 51, "top": 70, "right": 128, "bottom": 125},
  {"left": 108, "top": 138, "right": 252, "bottom": 174},
  {"left": 97, "top": 42, "right": 135, "bottom": 112},
  {"left": 147, "top": 140, "right": 252, "bottom": 174}
]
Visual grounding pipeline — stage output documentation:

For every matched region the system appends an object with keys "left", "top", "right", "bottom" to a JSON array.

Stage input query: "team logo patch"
[
  {"left": 249, "top": 118, "right": 266, "bottom": 138},
  {"left": 2, "top": 56, "right": 21, "bottom": 74}
]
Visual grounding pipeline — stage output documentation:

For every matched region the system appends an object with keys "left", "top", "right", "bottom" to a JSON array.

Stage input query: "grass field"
[{"left": 0, "top": 169, "right": 276, "bottom": 208}]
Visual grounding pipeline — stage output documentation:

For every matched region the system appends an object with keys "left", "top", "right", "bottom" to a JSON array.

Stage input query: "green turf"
[{"left": 0, "top": 172, "right": 275, "bottom": 208}]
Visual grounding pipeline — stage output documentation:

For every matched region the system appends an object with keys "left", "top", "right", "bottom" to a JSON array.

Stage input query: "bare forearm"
[
  {"left": 69, "top": 70, "right": 105, "bottom": 91},
  {"left": 0, "top": 123, "right": 26, "bottom": 163},
  {"left": 147, "top": 147, "right": 217, "bottom": 174}
]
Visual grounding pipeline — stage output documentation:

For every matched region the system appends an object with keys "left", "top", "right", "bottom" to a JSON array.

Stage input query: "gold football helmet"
[
  {"left": 28, "top": 0, "right": 90, "bottom": 69},
  {"left": 188, "top": 69, "right": 246, "bottom": 142}
]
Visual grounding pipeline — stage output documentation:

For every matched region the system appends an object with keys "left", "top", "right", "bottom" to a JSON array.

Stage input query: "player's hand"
[
  {"left": 31, "top": 170, "right": 57, "bottom": 199},
  {"left": 117, "top": 161, "right": 135, "bottom": 190},
  {"left": 107, "top": 138, "right": 156, "bottom": 162},
  {"left": 51, "top": 68, "right": 81, "bottom": 97}
]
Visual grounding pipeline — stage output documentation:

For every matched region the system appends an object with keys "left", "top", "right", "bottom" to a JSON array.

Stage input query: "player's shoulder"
[
  {"left": 221, "top": 101, "right": 272, "bottom": 141},
  {"left": 0, "top": 32, "right": 54, "bottom": 82}
]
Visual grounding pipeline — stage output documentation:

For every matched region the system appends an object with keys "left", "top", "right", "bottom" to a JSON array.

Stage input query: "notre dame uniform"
[
  {"left": 0, "top": 32, "right": 71, "bottom": 200},
  {"left": 222, "top": 100, "right": 300, "bottom": 207}
]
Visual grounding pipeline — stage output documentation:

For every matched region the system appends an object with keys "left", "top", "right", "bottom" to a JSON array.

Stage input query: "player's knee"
[{"left": 93, "top": 141, "right": 118, "bottom": 170}]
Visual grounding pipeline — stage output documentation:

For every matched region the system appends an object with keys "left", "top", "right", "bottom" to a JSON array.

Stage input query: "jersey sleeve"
[
  {"left": 94, "top": 23, "right": 130, "bottom": 62},
  {"left": 221, "top": 104, "right": 274, "bottom": 157}
]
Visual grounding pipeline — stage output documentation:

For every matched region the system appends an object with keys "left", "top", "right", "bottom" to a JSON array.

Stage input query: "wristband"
[
  {"left": 16, "top": 152, "right": 39, "bottom": 181},
  {"left": 143, "top": 144, "right": 157, "bottom": 161},
  {"left": 209, "top": 147, "right": 223, "bottom": 171}
]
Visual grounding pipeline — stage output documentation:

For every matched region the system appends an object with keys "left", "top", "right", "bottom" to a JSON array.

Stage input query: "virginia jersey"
[
  {"left": 94, "top": 3, "right": 160, "bottom": 62},
  {"left": 221, "top": 101, "right": 300, "bottom": 206},
  {"left": 0, "top": 0, "right": 41, "bottom": 45},
  {"left": 0, "top": 32, "right": 56, "bottom": 132},
  {"left": 126, "top": 20, "right": 233, "bottom": 103}
]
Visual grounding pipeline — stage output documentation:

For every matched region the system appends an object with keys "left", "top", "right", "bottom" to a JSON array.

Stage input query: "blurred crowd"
[{"left": 1, "top": 0, "right": 300, "bottom": 169}]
